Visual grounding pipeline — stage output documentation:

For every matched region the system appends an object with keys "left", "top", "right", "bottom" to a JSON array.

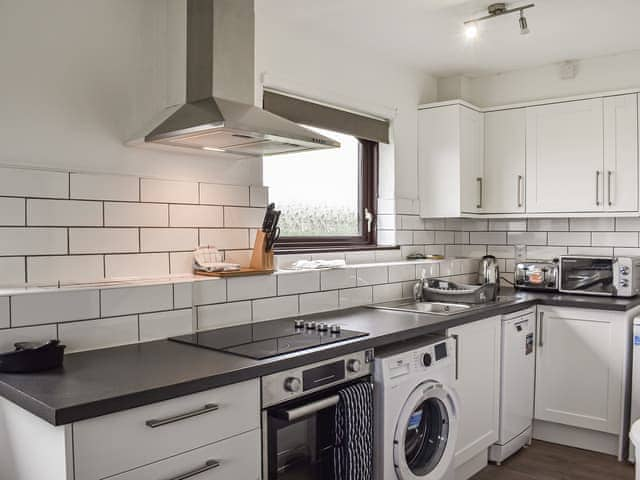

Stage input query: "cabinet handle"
[
  {"left": 608, "top": 170, "right": 613, "bottom": 206},
  {"left": 517, "top": 175, "right": 524, "bottom": 208},
  {"left": 167, "top": 460, "right": 220, "bottom": 480},
  {"left": 595, "top": 171, "right": 601, "bottom": 206},
  {"left": 145, "top": 403, "right": 219, "bottom": 428},
  {"left": 451, "top": 334, "right": 459, "bottom": 380},
  {"left": 538, "top": 312, "right": 544, "bottom": 347},
  {"left": 476, "top": 177, "right": 483, "bottom": 209}
]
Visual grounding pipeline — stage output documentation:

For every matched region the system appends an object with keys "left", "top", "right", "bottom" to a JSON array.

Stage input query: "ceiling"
[{"left": 260, "top": 0, "right": 640, "bottom": 77}]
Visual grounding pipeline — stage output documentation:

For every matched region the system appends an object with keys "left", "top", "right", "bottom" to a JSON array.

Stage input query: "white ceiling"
[{"left": 262, "top": 0, "right": 640, "bottom": 77}]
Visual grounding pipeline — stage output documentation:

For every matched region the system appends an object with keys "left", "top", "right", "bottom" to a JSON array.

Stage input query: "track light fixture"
[{"left": 464, "top": 2, "right": 534, "bottom": 38}]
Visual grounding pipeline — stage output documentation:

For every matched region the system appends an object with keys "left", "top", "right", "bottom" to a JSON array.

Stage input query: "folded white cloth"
[
  {"left": 193, "top": 262, "right": 241, "bottom": 273},
  {"left": 290, "top": 259, "right": 347, "bottom": 270}
]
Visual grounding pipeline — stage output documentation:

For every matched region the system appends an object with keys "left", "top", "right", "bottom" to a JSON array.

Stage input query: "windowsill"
[{"left": 274, "top": 245, "right": 400, "bottom": 255}]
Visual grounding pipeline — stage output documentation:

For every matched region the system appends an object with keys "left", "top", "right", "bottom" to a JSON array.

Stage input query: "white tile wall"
[
  {"left": 0, "top": 325, "right": 57, "bottom": 353},
  {"left": 11, "top": 289, "right": 100, "bottom": 327},
  {"left": 198, "top": 301, "right": 251, "bottom": 330},
  {"left": 527, "top": 218, "right": 568, "bottom": 231},
  {"left": 252, "top": 295, "right": 299, "bottom": 322},
  {"left": 169, "top": 252, "right": 194, "bottom": 275},
  {"left": 355, "top": 266, "right": 388, "bottom": 286},
  {"left": 592, "top": 231, "right": 639, "bottom": 247},
  {"left": 27, "top": 200, "right": 102, "bottom": 227},
  {"left": 0, "top": 197, "right": 25, "bottom": 226},
  {"left": 389, "top": 264, "right": 416, "bottom": 282},
  {"left": 0, "top": 167, "right": 68, "bottom": 198},
  {"left": 60, "top": 316, "right": 138, "bottom": 353},
  {"left": 321, "top": 269, "right": 357, "bottom": 290},
  {"left": 105, "top": 203, "right": 168, "bottom": 227},
  {"left": 200, "top": 229, "right": 249, "bottom": 250},
  {"left": 0, "top": 297, "right": 9, "bottom": 329},
  {"left": 249, "top": 186, "right": 269, "bottom": 207},
  {"left": 0, "top": 257, "right": 25, "bottom": 284},
  {"left": 0, "top": 228, "right": 67, "bottom": 256},
  {"left": 140, "top": 179, "right": 199, "bottom": 204},
  {"left": 139, "top": 309, "right": 193, "bottom": 341},
  {"left": 192, "top": 279, "right": 227, "bottom": 306},
  {"left": 169, "top": 205, "right": 223, "bottom": 228},
  {"left": 277, "top": 271, "right": 320, "bottom": 295},
  {"left": 227, "top": 275, "right": 277, "bottom": 301},
  {"left": 339, "top": 287, "right": 373, "bottom": 308},
  {"left": 548, "top": 231, "right": 591, "bottom": 246},
  {"left": 70, "top": 173, "right": 139, "bottom": 202},
  {"left": 299, "top": 290, "right": 340, "bottom": 314},
  {"left": 223, "top": 207, "right": 264, "bottom": 228},
  {"left": 373, "top": 283, "right": 403, "bottom": 303},
  {"left": 101, "top": 284, "right": 173, "bottom": 317},
  {"left": 200, "top": 184, "right": 249, "bottom": 206},
  {"left": 105, "top": 253, "right": 169, "bottom": 279},
  {"left": 570, "top": 218, "right": 615, "bottom": 231},
  {"left": 140, "top": 228, "right": 198, "bottom": 253},
  {"left": 27, "top": 256, "right": 104, "bottom": 284},
  {"left": 69, "top": 228, "right": 138, "bottom": 254}
]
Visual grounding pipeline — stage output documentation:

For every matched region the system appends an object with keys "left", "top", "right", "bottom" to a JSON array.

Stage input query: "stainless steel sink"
[{"left": 370, "top": 301, "right": 472, "bottom": 315}]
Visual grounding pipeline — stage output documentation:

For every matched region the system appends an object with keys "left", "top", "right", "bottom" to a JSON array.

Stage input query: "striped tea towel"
[{"left": 333, "top": 382, "right": 374, "bottom": 480}]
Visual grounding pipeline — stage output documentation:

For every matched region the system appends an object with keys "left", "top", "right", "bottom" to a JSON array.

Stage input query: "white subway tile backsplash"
[
  {"left": 614, "top": 248, "right": 640, "bottom": 256},
  {"left": 0, "top": 167, "right": 68, "bottom": 199},
  {"left": 570, "top": 218, "right": 614, "bottom": 231},
  {"left": 377, "top": 230, "right": 396, "bottom": 246},
  {"left": 173, "top": 282, "right": 193, "bottom": 309},
  {"left": 413, "top": 231, "right": 435, "bottom": 244},
  {"left": 140, "top": 228, "right": 198, "bottom": 252},
  {"left": 60, "top": 316, "right": 138, "bottom": 353},
  {"left": 299, "top": 291, "right": 339, "bottom": 314},
  {"left": 470, "top": 232, "right": 506, "bottom": 245},
  {"left": 424, "top": 219, "right": 445, "bottom": 230},
  {"left": 224, "top": 207, "right": 264, "bottom": 228},
  {"left": 252, "top": 295, "right": 299, "bottom": 322},
  {"left": 0, "top": 297, "right": 9, "bottom": 328},
  {"left": 69, "top": 228, "right": 138, "bottom": 254},
  {"left": 198, "top": 301, "right": 251, "bottom": 329},
  {"left": 378, "top": 215, "right": 400, "bottom": 230},
  {"left": 140, "top": 309, "right": 193, "bottom": 341},
  {"left": 277, "top": 271, "right": 320, "bottom": 295},
  {"left": 417, "top": 262, "right": 439, "bottom": 278},
  {"left": 356, "top": 266, "right": 388, "bottom": 286},
  {"left": 27, "top": 199, "right": 102, "bottom": 227},
  {"left": 487, "top": 245, "right": 515, "bottom": 258},
  {"left": 141, "top": 178, "right": 198, "bottom": 204},
  {"left": 104, "top": 203, "right": 168, "bottom": 227},
  {"left": 373, "top": 283, "right": 403, "bottom": 303},
  {"left": 435, "top": 231, "right": 455, "bottom": 244},
  {"left": 101, "top": 284, "right": 173, "bottom": 317},
  {"left": 0, "top": 257, "right": 25, "bottom": 285},
  {"left": 375, "top": 250, "right": 403, "bottom": 262},
  {"left": 395, "top": 231, "right": 413, "bottom": 246},
  {"left": 105, "top": 253, "right": 169, "bottom": 279},
  {"left": 524, "top": 246, "right": 567, "bottom": 259},
  {"left": 401, "top": 215, "right": 424, "bottom": 230},
  {"left": 200, "top": 229, "right": 249, "bottom": 250},
  {"left": 401, "top": 245, "right": 425, "bottom": 258},
  {"left": 592, "top": 231, "right": 639, "bottom": 247},
  {"left": 425, "top": 244, "right": 445, "bottom": 256},
  {"left": 567, "top": 246, "right": 614, "bottom": 256},
  {"left": 200, "top": 183, "right": 249, "bottom": 206},
  {"left": 548, "top": 231, "right": 591, "bottom": 246},
  {"left": 345, "top": 251, "right": 376, "bottom": 264},
  {"left": 446, "top": 244, "right": 487, "bottom": 258},
  {"left": 339, "top": 287, "right": 373, "bottom": 308},
  {"left": 321, "top": 269, "right": 357, "bottom": 290},
  {"left": 507, "top": 231, "right": 547, "bottom": 245},
  {"left": 70, "top": 173, "right": 139, "bottom": 202},
  {"left": 27, "top": 256, "right": 104, "bottom": 284},
  {"left": 388, "top": 264, "right": 416, "bottom": 282},
  {"left": 249, "top": 186, "right": 269, "bottom": 207},
  {"left": 0, "top": 325, "right": 57, "bottom": 353},
  {"left": 0, "top": 228, "right": 67, "bottom": 256},
  {"left": 445, "top": 219, "right": 488, "bottom": 231},
  {"left": 489, "top": 220, "right": 527, "bottom": 231},
  {"left": 454, "top": 231, "right": 470, "bottom": 244},
  {"left": 11, "top": 289, "right": 100, "bottom": 327},
  {"left": 527, "top": 218, "right": 568, "bottom": 231},
  {"left": 616, "top": 218, "right": 640, "bottom": 231},
  {"left": 169, "top": 251, "right": 194, "bottom": 275},
  {"left": 169, "top": 205, "right": 223, "bottom": 228},
  {"left": 0, "top": 198, "right": 25, "bottom": 226},
  {"left": 227, "top": 275, "right": 276, "bottom": 301}
]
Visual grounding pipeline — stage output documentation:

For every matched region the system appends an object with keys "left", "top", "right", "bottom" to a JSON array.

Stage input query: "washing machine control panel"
[{"left": 412, "top": 340, "right": 450, "bottom": 371}]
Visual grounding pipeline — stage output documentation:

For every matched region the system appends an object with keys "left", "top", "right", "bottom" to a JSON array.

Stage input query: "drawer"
[
  {"left": 108, "top": 428, "right": 261, "bottom": 480},
  {"left": 73, "top": 379, "right": 259, "bottom": 480}
]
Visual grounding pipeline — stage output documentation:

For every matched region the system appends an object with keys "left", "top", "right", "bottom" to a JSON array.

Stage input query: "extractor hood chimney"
[{"left": 141, "top": 0, "right": 340, "bottom": 156}]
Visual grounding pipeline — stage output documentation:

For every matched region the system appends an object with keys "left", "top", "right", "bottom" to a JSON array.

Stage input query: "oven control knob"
[
  {"left": 284, "top": 377, "right": 301, "bottom": 393},
  {"left": 621, "top": 279, "right": 630, "bottom": 287},
  {"left": 330, "top": 324, "right": 341, "bottom": 333},
  {"left": 347, "top": 359, "right": 361, "bottom": 373},
  {"left": 620, "top": 266, "right": 630, "bottom": 275},
  {"left": 305, "top": 321, "right": 316, "bottom": 330},
  {"left": 422, "top": 353, "right": 432, "bottom": 367}
]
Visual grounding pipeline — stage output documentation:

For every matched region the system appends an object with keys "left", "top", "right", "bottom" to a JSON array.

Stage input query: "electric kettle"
[{"left": 478, "top": 255, "right": 500, "bottom": 285}]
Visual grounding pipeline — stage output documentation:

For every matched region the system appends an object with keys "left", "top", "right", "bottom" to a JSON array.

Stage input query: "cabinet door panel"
[
  {"left": 526, "top": 98, "right": 604, "bottom": 213},
  {"left": 484, "top": 109, "right": 526, "bottom": 213},
  {"left": 534, "top": 307, "right": 624, "bottom": 434},
  {"left": 460, "top": 106, "right": 485, "bottom": 214},
  {"left": 604, "top": 94, "right": 638, "bottom": 212},
  {"left": 448, "top": 315, "right": 500, "bottom": 467}
]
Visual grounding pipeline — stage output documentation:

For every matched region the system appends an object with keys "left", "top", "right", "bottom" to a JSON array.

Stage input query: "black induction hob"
[{"left": 169, "top": 318, "right": 368, "bottom": 360}]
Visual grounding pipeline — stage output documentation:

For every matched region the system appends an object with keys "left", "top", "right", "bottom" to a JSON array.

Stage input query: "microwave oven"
[{"left": 558, "top": 256, "right": 640, "bottom": 297}]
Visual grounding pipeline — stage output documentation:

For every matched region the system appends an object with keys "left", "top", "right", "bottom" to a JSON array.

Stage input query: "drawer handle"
[
  {"left": 145, "top": 403, "right": 219, "bottom": 428},
  {"left": 167, "top": 459, "right": 220, "bottom": 480}
]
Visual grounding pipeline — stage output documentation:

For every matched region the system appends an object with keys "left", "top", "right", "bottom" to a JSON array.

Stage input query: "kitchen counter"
[{"left": 1, "top": 289, "right": 640, "bottom": 426}]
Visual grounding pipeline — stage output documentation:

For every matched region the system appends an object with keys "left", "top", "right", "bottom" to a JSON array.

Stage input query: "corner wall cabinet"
[{"left": 418, "top": 92, "right": 639, "bottom": 218}]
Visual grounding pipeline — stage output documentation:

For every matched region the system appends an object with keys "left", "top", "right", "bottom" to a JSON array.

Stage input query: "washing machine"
[{"left": 374, "top": 335, "right": 459, "bottom": 480}]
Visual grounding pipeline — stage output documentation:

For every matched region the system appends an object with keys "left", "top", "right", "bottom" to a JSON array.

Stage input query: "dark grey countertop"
[{"left": 1, "top": 289, "right": 639, "bottom": 426}]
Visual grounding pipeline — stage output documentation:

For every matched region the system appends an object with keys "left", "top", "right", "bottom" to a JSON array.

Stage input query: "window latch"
[{"left": 364, "top": 208, "right": 375, "bottom": 233}]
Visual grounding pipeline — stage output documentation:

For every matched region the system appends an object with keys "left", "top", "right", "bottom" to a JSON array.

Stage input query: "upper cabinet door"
[
  {"left": 526, "top": 98, "right": 604, "bottom": 213},
  {"left": 603, "top": 94, "right": 639, "bottom": 212},
  {"left": 460, "top": 106, "right": 485, "bottom": 214},
  {"left": 484, "top": 109, "right": 526, "bottom": 213}
]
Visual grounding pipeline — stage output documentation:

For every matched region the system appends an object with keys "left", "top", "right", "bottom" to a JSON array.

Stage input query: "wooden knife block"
[{"left": 250, "top": 231, "right": 274, "bottom": 271}]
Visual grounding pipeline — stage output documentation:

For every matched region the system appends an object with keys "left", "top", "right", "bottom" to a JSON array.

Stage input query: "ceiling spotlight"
[
  {"left": 464, "top": 2, "right": 535, "bottom": 38},
  {"left": 519, "top": 10, "right": 529, "bottom": 34}
]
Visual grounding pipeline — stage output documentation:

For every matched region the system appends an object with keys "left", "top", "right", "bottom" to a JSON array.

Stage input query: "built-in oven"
[
  {"left": 559, "top": 255, "right": 640, "bottom": 297},
  {"left": 261, "top": 349, "right": 373, "bottom": 480}
]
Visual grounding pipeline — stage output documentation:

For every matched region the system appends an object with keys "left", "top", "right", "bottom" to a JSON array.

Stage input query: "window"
[{"left": 262, "top": 90, "right": 387, "bottom": 252}]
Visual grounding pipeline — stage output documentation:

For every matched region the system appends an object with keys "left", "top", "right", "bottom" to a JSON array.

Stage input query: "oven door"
[
  {"left": 263, "top": 378, "right": 369, "bottom": 480},
  {"left": 560, "top": 257, "right": 615, "bottom": 295}
]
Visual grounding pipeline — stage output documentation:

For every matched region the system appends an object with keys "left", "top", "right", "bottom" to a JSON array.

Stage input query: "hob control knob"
[
  {"left": 284, "top": 377, "right": 301, "bottom": 393},
  {"left": 347, "top": 359, "right": 362, "bottom": 373},
  {"left": 294, "top": 319, "right": 305, "bottom": 329},
  {"left": 422, "top": 353, "right": 432, "bottom": 367},
  {"left": 317, "top": 322, "right": 329, "bottom": 332},
  {"left": 330, "top": 324, "right": 341, "bottom": 333},
  {"left": 305, "top": 321, "right": 316, "bottom": 330}
]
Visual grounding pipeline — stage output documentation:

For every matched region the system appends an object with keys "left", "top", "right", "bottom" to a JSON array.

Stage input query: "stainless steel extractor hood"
[{"left": 143, "top": 0, "right": 339, "bottom": 157}]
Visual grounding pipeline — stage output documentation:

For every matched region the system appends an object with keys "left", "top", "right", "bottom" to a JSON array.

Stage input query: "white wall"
[
  {"left": 0, "top": 0, "right": 260, "bottom": 185},
  {"left": 254, "top": 0, "right": 437, "bottom": 202},
  {"left": 450, "top": 50, "right": 640, "bottom": 107}
]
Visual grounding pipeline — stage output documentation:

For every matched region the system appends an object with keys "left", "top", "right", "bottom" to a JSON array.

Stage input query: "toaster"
[{"left": 514, "top": 260, "right": 559, "bottom": 291}]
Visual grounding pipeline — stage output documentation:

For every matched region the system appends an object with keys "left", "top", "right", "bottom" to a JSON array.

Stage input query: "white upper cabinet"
[
  {"left": 418, "top": 104, "right": 484, "bottom": 217},
  {"left": 525, "top": 98, "right": 604, "bottom": 213},
  {"left": 603, "top": 94, "right": 638, "bottom": 212},
  {"left": 484, "top": 109, "right": 526, "bottom": 213}
]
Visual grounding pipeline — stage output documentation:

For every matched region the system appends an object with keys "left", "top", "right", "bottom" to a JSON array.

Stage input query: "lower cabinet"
[
  {"left": 534, "top": 306, "right": 626, "bottom": 434},
  {"left": 447, "top": 315, "right": 501, "bottom": 467}
]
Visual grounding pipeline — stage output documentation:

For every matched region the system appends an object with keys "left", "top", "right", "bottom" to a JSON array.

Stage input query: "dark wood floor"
[{"left": 471, "top": 441, "right": 634, "bottom": 480}]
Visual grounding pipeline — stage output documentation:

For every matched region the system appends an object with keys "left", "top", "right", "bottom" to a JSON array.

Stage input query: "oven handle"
[{"left": 275, "top": 395, "right": 340, "bottom": 422}]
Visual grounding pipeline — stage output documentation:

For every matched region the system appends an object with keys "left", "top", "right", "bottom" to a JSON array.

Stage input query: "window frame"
[{"left": 272, "top": 138, "right": 379, "bottom": 253}]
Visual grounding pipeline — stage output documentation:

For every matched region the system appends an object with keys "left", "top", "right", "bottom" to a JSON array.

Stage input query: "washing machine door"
[{"left": 393, "top": 380, "right": 458, "bottom": 480}]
